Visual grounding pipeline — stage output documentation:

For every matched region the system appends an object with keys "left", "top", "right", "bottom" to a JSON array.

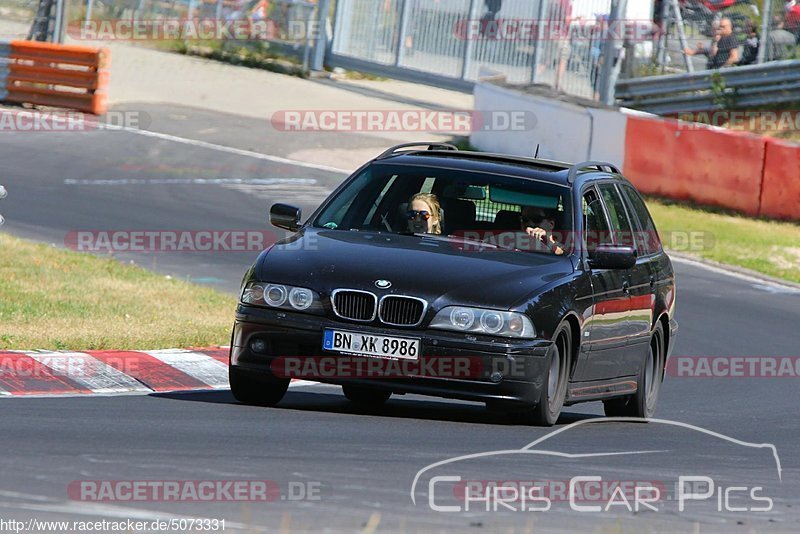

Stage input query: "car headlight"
[
  {"left": 430, "top": 306, "right": 535, "bottom": 338},
  {"left": 241, "top": 282, "right": 322, "bottom": 313}
]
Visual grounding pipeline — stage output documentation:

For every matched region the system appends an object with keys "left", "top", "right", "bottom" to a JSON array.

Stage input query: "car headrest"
[
  {"left": 439, "top": 198, "right": 476, "bottom": 234},
  {"left": 494, "top": 210, "right": 520, "bottom": 231}
]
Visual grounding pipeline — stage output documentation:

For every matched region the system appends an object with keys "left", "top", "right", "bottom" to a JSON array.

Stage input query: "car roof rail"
[
  {"left": 566, "top": 161, "right": 621, "bottom": 184},
  {"left": 375, "top": 142, "right": 459, "bottom": 160}
]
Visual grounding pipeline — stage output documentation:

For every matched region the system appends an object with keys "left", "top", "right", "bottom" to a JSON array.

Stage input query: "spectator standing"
[
  {"left": 737, "top": 19, "right": 759, "bottom": 66},
  {"left": 684, "top": 17, "right": 739, "bottom": 68},
  {"left": 769, "top": 15, "right": 798, "bottom": 60}
]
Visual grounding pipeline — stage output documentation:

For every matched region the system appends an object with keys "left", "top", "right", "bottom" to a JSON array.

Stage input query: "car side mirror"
[
  {"left": 270, "top": 203, "right": 302, "bottom": 232},
  {"left": 588, "top": 245, "right": 637, "bottom": 270}
]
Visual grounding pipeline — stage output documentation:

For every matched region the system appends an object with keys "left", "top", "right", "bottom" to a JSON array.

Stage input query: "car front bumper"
[{"left": 229, "top": 305, "right": 554, "bottom": 407}]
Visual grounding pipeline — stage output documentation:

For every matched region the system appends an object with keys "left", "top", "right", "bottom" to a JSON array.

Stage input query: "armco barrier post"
[{"left": 758, "top": 138, "right": 800, "bottom": 220}]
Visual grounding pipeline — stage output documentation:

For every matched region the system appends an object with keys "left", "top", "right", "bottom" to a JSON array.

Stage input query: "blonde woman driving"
[{"left": 407, "top": 193, "right": 442, "bottom": 235}]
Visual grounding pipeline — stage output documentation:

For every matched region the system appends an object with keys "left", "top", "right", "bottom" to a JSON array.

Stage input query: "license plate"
[{"left": 323, "top": 329, "right": 420, "bottom": 360}]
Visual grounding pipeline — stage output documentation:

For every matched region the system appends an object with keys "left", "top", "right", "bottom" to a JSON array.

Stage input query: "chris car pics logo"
[{"left": 411, "top": 418, "right": 781, "bottom": 514}]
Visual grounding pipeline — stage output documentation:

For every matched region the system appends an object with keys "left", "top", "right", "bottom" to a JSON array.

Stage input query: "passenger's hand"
[{"left": 525, "top": 226, "right": 547, "bottom": 241}]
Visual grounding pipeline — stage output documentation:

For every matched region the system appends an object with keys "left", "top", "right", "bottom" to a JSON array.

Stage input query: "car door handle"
[{"left": 622, "top": 281, "right": 630, "bottom": 294}]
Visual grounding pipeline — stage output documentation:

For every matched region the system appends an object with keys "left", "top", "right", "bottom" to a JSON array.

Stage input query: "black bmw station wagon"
[{"left": 229, "top": 143, "right": 677, "bottom": 425}]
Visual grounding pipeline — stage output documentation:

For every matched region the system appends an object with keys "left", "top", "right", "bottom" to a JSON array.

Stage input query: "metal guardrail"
[{"left": 615, "top": 60, "right": 800, "bottom": 115}]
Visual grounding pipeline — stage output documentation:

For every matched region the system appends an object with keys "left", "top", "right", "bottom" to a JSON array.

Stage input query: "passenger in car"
[
  {"left": 521, "top": 206, "right": 565, "bottom": 256},
  {"left": 407, "top": 193, "right": 443, "bottom": 235}
]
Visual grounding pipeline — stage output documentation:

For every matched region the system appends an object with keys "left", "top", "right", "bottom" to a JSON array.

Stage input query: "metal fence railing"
[
  {"left": 66, "top": 0, "right": 319, "bottom": 64},
  {"left": 7, "top": 0, "right": 800, "bottom": 107},
  {"left": 1, "top": 0, "right": 320, "bottom": 70},
  {"left": 615, "top": 58, "right": 800, "bottom": 114},
  {"left": 330, "top": 0, "right": 633, "bottom": 101}
]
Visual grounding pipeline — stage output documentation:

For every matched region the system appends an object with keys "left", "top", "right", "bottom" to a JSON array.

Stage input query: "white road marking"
[
  {"left": 26, "top": 352, "right": 150, "bottom": 394},
  {"left": 288, "top": 380, "right": 323, "bottom": 388},
  {"left": 144, "top": 349, "right": 229, "bottom": 389},
  {"left": 222, "top": 182, "right": 333, "bottom": 206},
  {"left": 671, "top": 255, "right": 800, "bottom": 294},
  {"left": 103, "top": 123, "right": 351, "bottom": 175}
]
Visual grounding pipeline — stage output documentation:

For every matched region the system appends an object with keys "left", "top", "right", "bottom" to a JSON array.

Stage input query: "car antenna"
[{"left": 534, "top": 144, "right": 540, "bottom": 158}]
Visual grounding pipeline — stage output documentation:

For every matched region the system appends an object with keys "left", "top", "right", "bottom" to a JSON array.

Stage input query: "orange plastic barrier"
[
  {"left": 3, "top": 40, "right": 110, "bottom": 115},
  {"left": 759, "top": 138, "right": 800, "bottom": 221},
  {"left": 623, "top": 115, "right": 766, "bottom": 216}
]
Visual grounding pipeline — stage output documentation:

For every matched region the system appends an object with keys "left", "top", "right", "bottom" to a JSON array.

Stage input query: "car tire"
[
  {"left": 509, "top": 321, "right": 571, "bottom": 427},
  {"left": 229, "top": 366, "right": 290, "bottom": 407},
  {"left": 342, "top": 385, "right": 391, "bottom": 406},
  {"left": 603, "top": 322, "right": 665, "bottom": 419}
]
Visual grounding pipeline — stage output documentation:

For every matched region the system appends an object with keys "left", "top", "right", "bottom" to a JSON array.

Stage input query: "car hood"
[{"left": 257, "top": 229, "right": 574, "bottom": 310}]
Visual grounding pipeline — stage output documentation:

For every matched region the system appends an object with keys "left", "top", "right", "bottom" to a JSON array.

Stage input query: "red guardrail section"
[
  {"left": 623, "top": 115, "right": 766, "bottom": 217},
  {"left": 759, "top": 138, "right": 800, "bottom": 220},
  {"left": 3, "top": 40, "right": 110, "bottom": 115}
]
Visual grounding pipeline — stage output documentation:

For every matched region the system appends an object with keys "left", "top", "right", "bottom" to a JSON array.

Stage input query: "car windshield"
[{"left": 312, "top": 163, "right": 573, "bottom": 255}]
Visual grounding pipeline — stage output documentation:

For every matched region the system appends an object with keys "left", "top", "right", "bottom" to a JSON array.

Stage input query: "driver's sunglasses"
[
  {"left": 521, "top": 215, "right": 545, "bottom": 227},
  {"left": 407, "top": 210, "right": 431, "bottom": 220}
]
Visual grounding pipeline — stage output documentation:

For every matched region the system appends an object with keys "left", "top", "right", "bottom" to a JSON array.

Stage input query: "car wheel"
[
  {"left": 510, "top": 321, "right": 571, "bottom": 427},
  {"left": 229, "top": 366, "right": 290, "bottom": 407},
  {"left": 603, "top": 322, "right": 665, "bottom": 419},
  {"left": 342, "top": 385, "right": 391, "bottom": 406}
]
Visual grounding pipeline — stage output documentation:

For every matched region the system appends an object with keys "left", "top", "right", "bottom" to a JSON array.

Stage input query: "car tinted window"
[
  {"left": 312, "top": 163, "right": 574, "bottom": 255},
  {"left": 363, "top": 175, "right": 398, "bottom": 225},
  {"left": 598, "top": 183, "right": 635, "bottom": 248},
  {"left": 620, "top": 183, "right": 663, "bottom": 255},
  {"left": 583, "top": 189, "right": 612, "bottom": 250}
]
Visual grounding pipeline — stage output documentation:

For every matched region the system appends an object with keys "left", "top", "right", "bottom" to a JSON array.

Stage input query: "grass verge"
[
  {"left": 647, "top": 199, "right": 800, "bottom": 284},
  {"left": 0, "top": 233, "right": 237, "bottom": 350}
]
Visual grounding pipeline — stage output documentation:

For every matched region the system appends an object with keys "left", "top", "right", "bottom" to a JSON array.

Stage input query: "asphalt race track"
[{"left": 1, "top": 108, "right": 799, "bottom": 532}]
